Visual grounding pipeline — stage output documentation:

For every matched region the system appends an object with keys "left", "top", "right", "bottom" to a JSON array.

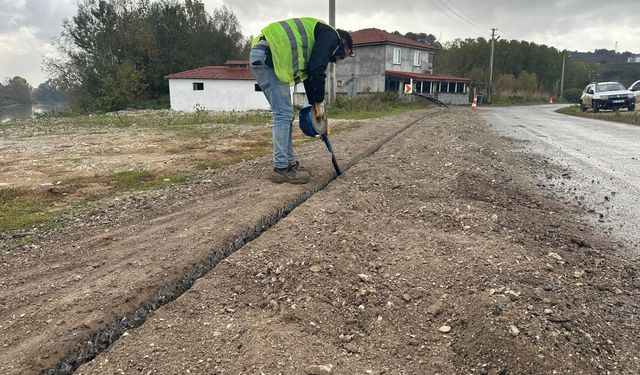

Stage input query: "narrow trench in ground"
[{"left": 43, "top": 110, "right": 440, "bottom": 375}]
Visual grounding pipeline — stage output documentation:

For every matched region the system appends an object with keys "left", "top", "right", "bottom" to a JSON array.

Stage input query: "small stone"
[
  {"left": 427, "top": 301, "right": 445, "bottom": 316},
  {"left": 357, "top": 274, "right": 370, "bottom": 282},
  {"left": 309, "top": 265, "right": 322, "bottom": 273},
  {"left": 544, "top": 263, "right": 554, "bottom": 271},
  {"left": 402, "top": 294, "right": 412, "bottom": 302},
  {"left": 573, "top": 270, "right": 585, "bottom": 278},
  {"left": 544, "top": 309, "right": 553, "bottom": 315},
  {"left": 509, "top": 325, "right": 520, "bottom": 336},
  {"left": 547, "top": 252, "right": 563, "bottom": 261},
  {"left": 338, "top": 334, "right": 353, "bottom": 342},
  {"left": 491, "top": 213, "right": 498, "bottom": 221},
  {"left": 339, "top": 334, "right": 353, "bottom": 343},
  {"left": 304, "top": 364, "right": 333, "bottom": 375},
  {"left": 438, "top": 325, "right": 451, "bottom": 333},
  {"left": 343, "top": 342, "right": 361, "bottom": 353},
  {"left": 505, "top": 290, "right": 520, "bottom": 301}
]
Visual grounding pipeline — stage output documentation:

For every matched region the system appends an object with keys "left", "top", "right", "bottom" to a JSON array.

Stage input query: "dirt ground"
[
  {"left": 0, "top": 110, "right": 316, "bottom": 190},
  {"left": 1, "top": 108, "right": 639, "bottom": 374}
]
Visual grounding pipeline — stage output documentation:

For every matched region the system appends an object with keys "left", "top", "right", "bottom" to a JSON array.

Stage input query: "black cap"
[{"left": 337, "top": 29, "right": 353, "bottom": 51}]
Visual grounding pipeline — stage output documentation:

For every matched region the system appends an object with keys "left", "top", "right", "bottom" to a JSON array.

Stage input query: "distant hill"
[
  {"left": 569, "top": 49, "right": 637, "bottom": 65},
  {"left": 567, "top": 49, "right": 640, "bottom": 87}
]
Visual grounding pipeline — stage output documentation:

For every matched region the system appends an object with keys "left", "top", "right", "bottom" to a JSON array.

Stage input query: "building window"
[
  {"left": 393, "top": 48, "right": 401, "bottom": 65},
  {"left": 413, "top": 51, "right": 421, "bottom": 67},
  {"left": 193, "top": 82, "right": 204, "bottom": 91}
]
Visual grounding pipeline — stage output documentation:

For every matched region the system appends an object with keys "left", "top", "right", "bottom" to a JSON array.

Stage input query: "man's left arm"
[{"left": 305, "top": 26, "right": 340, "bottom": 105}]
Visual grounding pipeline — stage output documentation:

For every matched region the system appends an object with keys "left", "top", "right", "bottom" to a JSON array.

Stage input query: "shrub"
[{"left": 563, "top": 88, "right": 582, "bottom": 104}]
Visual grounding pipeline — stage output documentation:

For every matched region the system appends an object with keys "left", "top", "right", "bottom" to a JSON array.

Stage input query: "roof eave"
[{"left": 354, "top": 41, "right": 439, "bottom": 52}]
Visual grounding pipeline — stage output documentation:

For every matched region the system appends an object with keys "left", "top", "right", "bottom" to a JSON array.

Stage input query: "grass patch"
[
  {"left": 330, "top": 93, "right": 424, "bottom": 119},
  {"left": 556, "top": 105, "right": 640, "bottom": 126},
  {"left": 0, "top": 188, "right": 58, "bottom": 233},
  {"left": 0, "top": 170, "right": 194, "bottom": 234},
  {"left": 6, "top": 109, "right": 272, "bottom": 134}
]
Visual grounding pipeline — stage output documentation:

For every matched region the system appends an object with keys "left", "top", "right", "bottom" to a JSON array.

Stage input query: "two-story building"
[
  {"left": 336, "top": 28, "right": 471, "bottom": 105},
  {"left": 165, "top": 28, "right": 472, "bottom": 112}
]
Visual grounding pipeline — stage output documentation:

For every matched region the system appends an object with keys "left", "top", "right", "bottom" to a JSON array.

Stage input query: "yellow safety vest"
[{"left": 252, "top": 18, "right": 339, "bottom": 84}]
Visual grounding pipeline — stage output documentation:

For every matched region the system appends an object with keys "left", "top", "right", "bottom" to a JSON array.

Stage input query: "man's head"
[{"left": 335, "top": 29, "right": 353, "bottom": 61}]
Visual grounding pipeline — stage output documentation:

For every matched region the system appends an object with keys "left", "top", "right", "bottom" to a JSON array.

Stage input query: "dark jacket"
[{"left": 265, "top": 22, "right": 344, "bottom": 104}]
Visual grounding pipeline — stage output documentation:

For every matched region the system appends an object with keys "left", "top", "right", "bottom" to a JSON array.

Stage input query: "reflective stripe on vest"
[{"left": 258, "top": 17, "right": 339, "bottom": 85}]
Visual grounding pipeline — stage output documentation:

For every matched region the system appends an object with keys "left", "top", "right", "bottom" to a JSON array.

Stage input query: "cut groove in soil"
[{"left": 41, "top": 111, "right": 439, "bottom": 375}]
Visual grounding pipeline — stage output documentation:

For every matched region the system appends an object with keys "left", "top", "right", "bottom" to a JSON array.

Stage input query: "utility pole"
[
  {"left": 488, "top": 28, "right": 496, "bottom": 103},
  {"left": 560, "top": 53, "right": 566, "bottom": 99},
  {"left": 328, "top": 0, "right": 336, "bottom": 105}
]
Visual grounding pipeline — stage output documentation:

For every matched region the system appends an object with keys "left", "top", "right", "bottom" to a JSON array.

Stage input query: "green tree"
[
  {"left": 0, "top": 76, "right": 33, "bottom": 106},
  {"left": 98, "top": 60, "right": 147, "bottom": 111},
  {"left": 35, "top": 79, "right": 67, "bottom": 102},
  {"left": 396, "top": 31, "right": 442, "bottom": 49},
  {"left": 433, "top": 37, "right": 592, "bottom": 100},
  {"left": 46, "top": 0, "right": 247, "bottom": 112}
]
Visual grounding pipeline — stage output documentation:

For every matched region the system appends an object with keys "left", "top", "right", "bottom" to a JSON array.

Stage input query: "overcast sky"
[{"left": 0, "top": 0, "right": 637, "bottom": 87}]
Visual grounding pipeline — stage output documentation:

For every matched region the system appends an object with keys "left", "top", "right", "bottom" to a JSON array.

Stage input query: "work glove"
[
  {"left": 312, "top": 101, "right": 329, "bottom": 135},
  {"left": 313, "top": 101, "right": 327, "bottom": 122}
]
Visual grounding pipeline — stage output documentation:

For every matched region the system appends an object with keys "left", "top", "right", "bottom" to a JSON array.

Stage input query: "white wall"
[
  {"left": 168, "top": 79, "right": 272, "bottom": 112},
  {"left": 436, "top": 92, "right": 470, "bottom": 105}
]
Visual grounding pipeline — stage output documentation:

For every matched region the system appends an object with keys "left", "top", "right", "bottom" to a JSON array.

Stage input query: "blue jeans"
[{"left": 249, "top": 47, "right": 295, "bottom": 169}]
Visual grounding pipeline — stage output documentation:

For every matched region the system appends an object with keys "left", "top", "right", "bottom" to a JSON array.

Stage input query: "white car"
[
  {"left": 629, "top": 80, "right": 640, "bottom": 109},
  {"left": 580, "top": 82, "right": 635, "bottom": 113}
]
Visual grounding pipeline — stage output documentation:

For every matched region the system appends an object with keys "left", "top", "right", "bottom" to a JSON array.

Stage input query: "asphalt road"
[{"left": 482, "top": 105, "right": 640, "bottom": 251}]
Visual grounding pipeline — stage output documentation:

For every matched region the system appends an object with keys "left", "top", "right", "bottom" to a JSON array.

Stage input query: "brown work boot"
[
  {"left": 271, "top": 166, "right": 311, "bottom": 184},
  {"left": 289, "top": 161, "right": 313, "bottom": 176}
]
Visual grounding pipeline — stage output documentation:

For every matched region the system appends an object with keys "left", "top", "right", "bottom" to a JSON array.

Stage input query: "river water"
[{"left": 0, "top": 102, "right": 68, "bottom": 122}]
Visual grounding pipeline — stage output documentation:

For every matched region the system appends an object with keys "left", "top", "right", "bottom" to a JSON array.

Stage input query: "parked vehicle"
[
  {"left": 629, "top": 80, "right": 640, "bottom": 108},
  {"left": 580, "top": 82, "right": 635, "bottom": 113}
]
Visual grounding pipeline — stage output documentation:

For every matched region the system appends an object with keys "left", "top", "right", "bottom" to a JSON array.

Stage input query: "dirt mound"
[
  {"left": 69, "top": 109, "right": 638, "bottom": 374},
  {"left": 1, "top": 108, "right": 637, "bottom": 374}
]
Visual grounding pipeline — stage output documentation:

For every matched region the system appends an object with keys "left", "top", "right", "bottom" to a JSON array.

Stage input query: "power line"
[
  {"left": 426, "top": 0, "right": 485, "bottom": 36},
  {"left": 447, "top": 0, "right": 493, "bottom": 30},
  {"left": 434, "top": 0, "right": 487, "bottom": 35},
  {"left": 447, "top": 0, "right": 518, "bottom": 42},
  {"left": 431, "top": 0, "right": 486, "bottom": 35}
]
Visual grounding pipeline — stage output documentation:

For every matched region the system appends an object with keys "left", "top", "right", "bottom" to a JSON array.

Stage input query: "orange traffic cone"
[{"left": 471, "top": 95, "right": 478, "bottom": 111}]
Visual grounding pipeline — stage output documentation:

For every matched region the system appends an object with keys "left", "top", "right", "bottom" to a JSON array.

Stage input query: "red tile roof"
[
  {"left": 385, "top": 70, "right": 471, "bottom": 83},
  {"left": 164, "top": 64, "right": 254, "bottom": 80},
  {"left": 352, "top": 28, "right": 439, "bottom": 52}
]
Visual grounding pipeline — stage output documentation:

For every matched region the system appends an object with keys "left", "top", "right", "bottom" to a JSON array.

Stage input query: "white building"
[{"left": 164, "top": 61, "right": 271, "bottom": 112}]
